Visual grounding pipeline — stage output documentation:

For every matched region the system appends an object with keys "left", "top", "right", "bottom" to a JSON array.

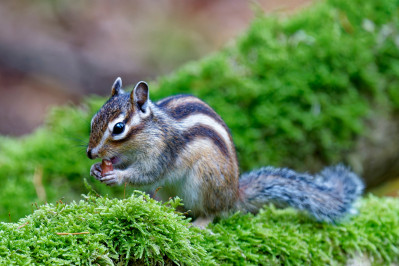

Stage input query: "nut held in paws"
[{"left": 101, "top": 159, "right": 113, "bottom": 176}]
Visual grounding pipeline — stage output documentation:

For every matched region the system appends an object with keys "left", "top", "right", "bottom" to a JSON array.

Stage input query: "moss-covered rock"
[
  {"left": 1, "top": 193, "right": 398, "bottom": 265},
  {"left": 203, "top": 195, "right": 399, "bottom": 265},
  {"left": 0, "top": 191, "right": 209, "bottom": 265}
]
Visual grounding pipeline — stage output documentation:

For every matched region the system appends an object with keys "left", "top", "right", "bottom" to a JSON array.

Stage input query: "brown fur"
[
  {"left": 88, "top": 82, "right": 239, "bottom": 218},
  {"left": 88, "top": 80, "right": 364, "bottom": 224}
]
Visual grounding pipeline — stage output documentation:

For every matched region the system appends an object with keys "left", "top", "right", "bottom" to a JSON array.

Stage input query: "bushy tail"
[{"left": 236, "top": 164, "right": 364, "bottom": 223}]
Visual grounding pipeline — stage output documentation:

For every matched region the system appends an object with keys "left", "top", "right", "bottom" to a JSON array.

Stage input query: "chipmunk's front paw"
[
  {"left": 90, "top": 163, "right": 123, "bottom": 186},
  {"left": 90, "top": 162, "right": 102, "bottom": 180},
  {"left": 99, "top": 170, "right": 123, "bottom": 186}
]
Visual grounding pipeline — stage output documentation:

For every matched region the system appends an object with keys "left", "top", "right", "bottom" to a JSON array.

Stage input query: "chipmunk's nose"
[
  {"left": 87, "top": 147, "right": 100, "bottom": 160},
  {"left": 87, "top": 148, "right": 93, "bottom": 159}
]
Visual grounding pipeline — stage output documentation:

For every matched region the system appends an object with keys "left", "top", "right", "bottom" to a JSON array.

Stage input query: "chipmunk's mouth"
[{"left": 110, "top": 156, "right": 121, "bottom": 165}]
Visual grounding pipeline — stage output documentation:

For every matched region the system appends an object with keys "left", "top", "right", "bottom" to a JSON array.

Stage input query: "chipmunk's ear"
[
  {"left": 111, "top": 77, "right": 123, "bottom": 97},
  {"left": 131, "top": 81, "right": 149, "bottom": 112}
]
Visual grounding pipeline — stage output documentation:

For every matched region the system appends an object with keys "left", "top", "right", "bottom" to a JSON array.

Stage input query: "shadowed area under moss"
[{"left": 1, "top": 193, "right": 398, "bottom": 265}]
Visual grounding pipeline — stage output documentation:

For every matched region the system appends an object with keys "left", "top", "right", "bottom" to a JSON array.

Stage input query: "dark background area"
[{"left": 0, "top": 0, "right": 310, "bottom": 136}]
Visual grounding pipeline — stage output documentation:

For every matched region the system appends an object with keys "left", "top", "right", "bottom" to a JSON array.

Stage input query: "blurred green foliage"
[
  {"left": 1, "top": 0, "right": 399, "bottom": 223},
  {"left": 153, "top": 0, "right": 399, "bottom": 172},
  {"left": 0, "top": 98, "right": 123, "bottom": 222}
]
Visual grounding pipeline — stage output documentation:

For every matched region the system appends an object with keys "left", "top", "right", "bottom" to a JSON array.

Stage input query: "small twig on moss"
[
  {"left": 8, "top": 212, "right": 11, "bottom": 223},
  {"left": 124, "top": 182, "right": 127, "bottom": 199},
  {"left": 18, "top": 222, "right": 29, "bottom": 229},
  {"left": 152, "top": 186, "right": 162, "bottom": 199},
  {"left": 56, "top": 232, "right": 90, "bottom": 235}
]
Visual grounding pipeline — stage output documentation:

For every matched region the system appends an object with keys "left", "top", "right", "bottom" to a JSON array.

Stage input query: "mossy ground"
[
  {"left": 203, "top": 195, "right": 399, "bottom": 265},
  {"left": 0, "top": 190, "right": 209, "bottom": 265},
  {"left": 1, "top": 192, "right": 398, "bottom": 265}
]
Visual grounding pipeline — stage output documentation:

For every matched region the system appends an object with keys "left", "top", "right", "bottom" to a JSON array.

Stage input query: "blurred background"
[
  {"left": 1, "top": 0, "right": 398, "bottom": 222},
  {"left": 0, "top": 0, "right": 309, "bottom": 136}
]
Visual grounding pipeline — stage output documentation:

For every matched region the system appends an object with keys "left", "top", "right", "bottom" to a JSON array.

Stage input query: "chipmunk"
[{"left": 87, "top": 77, "right": 364, "bottom": 224}]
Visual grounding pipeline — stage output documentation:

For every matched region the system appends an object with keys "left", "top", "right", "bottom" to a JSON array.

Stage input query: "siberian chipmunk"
[{"left": 87, "top": 78, "right": 364, "bottom": 223}]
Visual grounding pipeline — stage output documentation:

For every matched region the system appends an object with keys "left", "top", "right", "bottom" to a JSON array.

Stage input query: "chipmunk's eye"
[{"left": 112, "top": 122, "right": 125, "bottom": 135}]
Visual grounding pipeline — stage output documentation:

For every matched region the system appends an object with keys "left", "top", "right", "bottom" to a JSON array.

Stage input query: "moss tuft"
[
  {"left": 202, "top": 195, "right": 399, "bottom": 265},
  {"left": 1, "top": 194, "right": 398, "bottom": 264},
  {"left": 1, "top": 0, "right": 399, "bottom": 227},
  {"left": 0, "top": 191, "right": 209, "bottom": 265}
]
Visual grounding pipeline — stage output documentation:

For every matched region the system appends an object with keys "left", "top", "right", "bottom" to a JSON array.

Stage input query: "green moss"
[
  {"left": 1, "top": 193, "right": 398, "bottom": 265},
  {"left": 1, "top": 0, "right": 399, "bottom": 224},
  {"left": 203, "top": 195, "right": 399, "bottom": 265},
  {"left": 0, "top": 191, "right": 209, "bottom": 265}
]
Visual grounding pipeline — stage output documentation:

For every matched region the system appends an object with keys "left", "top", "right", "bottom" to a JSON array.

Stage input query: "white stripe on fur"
[{"left": 178, "top": 113, "right": 231, "bottom": 150}]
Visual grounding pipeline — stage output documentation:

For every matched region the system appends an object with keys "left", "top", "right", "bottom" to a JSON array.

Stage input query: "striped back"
[{"left": 157, "top": 94, "right": 237, "bottom": 164}]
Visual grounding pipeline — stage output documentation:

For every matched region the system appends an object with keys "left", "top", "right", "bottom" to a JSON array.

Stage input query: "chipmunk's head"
[{"left": 87, "top": 77, "right": 152, "bottom": 166}]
